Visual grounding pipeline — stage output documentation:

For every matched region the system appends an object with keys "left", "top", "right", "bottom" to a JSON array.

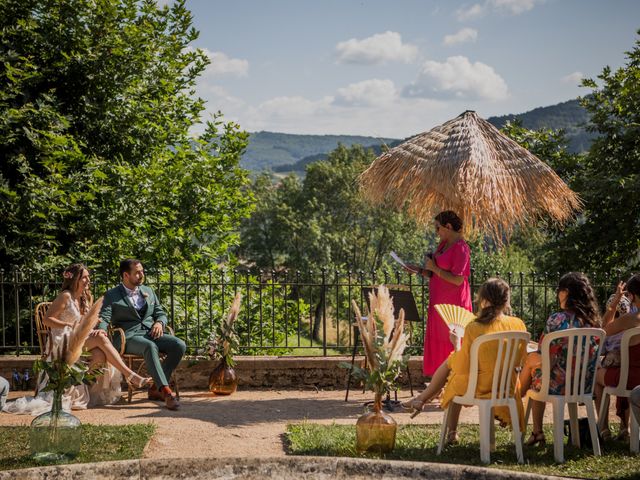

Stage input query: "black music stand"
[{"left": 344, "top": 287, "right": 422, "bottom": 410}]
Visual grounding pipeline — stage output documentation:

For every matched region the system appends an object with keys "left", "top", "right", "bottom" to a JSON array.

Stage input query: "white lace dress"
[{"left": 2, "top": 300, "right": 122, "bottom": 415}]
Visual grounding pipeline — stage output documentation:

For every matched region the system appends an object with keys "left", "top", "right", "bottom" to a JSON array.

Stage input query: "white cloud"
[
  {"left": 335, "top": 31, "right": 418, "bottom": 65},
  {"left": 456, "top": 0, "right": 541, "bottom": 21},
  {"left": 561, "top": 71, "right": 583, "bottom": 85},
  {"left": 456, "top": 3, "right": 486, "bottom": 21},
  {"left": 201, "top": 48, "right": 249, "bottom": 77},
  {"left": 334, "top": 79, "right": 397, "bottom": 107},
  {"left": 443, "top": 28, "right": 478, "bottom": 46},
  {"left": 403, "top": 56, "right": 509, "bottom": 101}
]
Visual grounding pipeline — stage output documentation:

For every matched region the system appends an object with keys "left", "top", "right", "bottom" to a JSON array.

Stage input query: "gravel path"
[{"left": 0, "top": 389, "right": 612, "bottom": 459}]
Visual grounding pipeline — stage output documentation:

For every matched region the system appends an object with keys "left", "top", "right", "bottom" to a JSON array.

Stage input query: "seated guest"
[
  {"left": 595, "top": 275, "right": 640, "bottom": 441},
  {"left": 402, "top": 278, "right": 527, "bottom": 444},
  {"left": 519, "top": 272, "right": 601, "bottom": 447},
  {"left": 0, "top": 376, "right": 8, "bottom": 410},
  {"left": 99, "top": 259, "right": 185, "bottom": 411}
]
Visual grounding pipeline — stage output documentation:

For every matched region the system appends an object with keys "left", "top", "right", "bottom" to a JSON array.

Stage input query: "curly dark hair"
[
  {"left": 474, "top": 277, "right": 512, "bottom": 325},
  {"left": 558, "top": 272, "right": 601, "bottom": 327},
  {"left": 434, "top": 210, "right": 463, "bottom": 232}
]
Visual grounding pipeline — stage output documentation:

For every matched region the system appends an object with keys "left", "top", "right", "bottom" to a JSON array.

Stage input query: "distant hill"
[
  {"left": 487, "top": 99, "right": 596, "bottom": 153},
  {"left": 241, "top": 131, "right": 396, "bottom": 171},
  {"left": 243, "top": 98, "right": 595, "bottom": 173}
]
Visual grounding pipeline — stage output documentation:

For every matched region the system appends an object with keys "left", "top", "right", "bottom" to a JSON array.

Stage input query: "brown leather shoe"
[
  {"left": 165, "top": 394, "right": 180, "bottom": 410},
  {"left": 148, "top": 386, "right": 165, "bottom": 401}
]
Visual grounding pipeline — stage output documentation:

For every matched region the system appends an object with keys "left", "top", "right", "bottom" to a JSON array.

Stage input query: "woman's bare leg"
[
  {"left": 410, "top": 359, "right": 451, "bottom": 404},
  {"left": 530, "top": 399, "right": 546, "bottom": 435},
  {"left": 84, "top": 333, "right": 136, "bottom": 378},
  {"left": 594, "top": 368, "right": 609, "bottom": 432},
  {"left": 519, "top": 352, "right": 540, "bottom": 394}
]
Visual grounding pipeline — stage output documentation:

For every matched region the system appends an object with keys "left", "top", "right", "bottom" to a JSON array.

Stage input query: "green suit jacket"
[{"left": 98, "top": 284, "right": 168, "bottom": 348}]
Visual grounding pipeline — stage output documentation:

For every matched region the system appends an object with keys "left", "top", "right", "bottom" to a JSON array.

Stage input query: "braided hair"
[{"left": 474, "top": 277, "right": 512, "bottom": 325}]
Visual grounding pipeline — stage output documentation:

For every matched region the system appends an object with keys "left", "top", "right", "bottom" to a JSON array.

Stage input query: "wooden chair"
[
  {"left": 34, "top": 302, "right": 53, "bottom": 360},
  {"left": 524, "top": 328, "right": 605, "bottom": 463},
  {"left": 597, "top": 326, "right": 640, "bottom": 453},
  {"left": 437, "top": 331, "right": 530, "bottom": 464},
  {"left": 109, "top": 325, "right": 181, "bottom": 403}
]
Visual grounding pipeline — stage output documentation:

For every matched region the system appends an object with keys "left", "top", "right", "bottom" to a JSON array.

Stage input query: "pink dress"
[{"left": 423, "top": 238, "right": 472, "bottom": 375}]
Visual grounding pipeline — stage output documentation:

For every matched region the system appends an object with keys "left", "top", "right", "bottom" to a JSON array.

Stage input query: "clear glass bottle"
[{"left": 30, "top": 391, "right": 82, "bottom": 462}]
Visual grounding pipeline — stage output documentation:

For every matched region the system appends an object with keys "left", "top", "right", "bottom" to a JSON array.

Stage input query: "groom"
[{"left": 99, "top": 259, "right": 185, "bottom": 410}]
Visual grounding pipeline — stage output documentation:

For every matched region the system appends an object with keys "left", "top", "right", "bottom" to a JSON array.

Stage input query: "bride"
[{"left": 3, "top": 263, "right": 151, "bottom": 414}]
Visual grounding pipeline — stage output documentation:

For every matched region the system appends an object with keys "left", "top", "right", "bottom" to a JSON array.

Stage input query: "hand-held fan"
[{"left": 434, "top": 304, "right": 476, "bottom": 338}]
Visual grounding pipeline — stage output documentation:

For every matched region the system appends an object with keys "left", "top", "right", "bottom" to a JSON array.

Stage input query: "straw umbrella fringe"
[{"left": 359, "top": 111, "right": 581, "bottom": 240}]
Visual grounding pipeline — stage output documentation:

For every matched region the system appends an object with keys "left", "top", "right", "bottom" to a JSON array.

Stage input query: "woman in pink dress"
[{"left": 406, "top": 211, "right": 472, "bottom": 376}]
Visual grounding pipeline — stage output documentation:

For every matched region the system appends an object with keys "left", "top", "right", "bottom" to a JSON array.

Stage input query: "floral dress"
[{"left": 530, "top": 311, "right": 599, "bottom": 395}]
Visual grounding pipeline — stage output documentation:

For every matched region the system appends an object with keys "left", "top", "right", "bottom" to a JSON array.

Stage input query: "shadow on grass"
[{"left": 285, "top": 423, "right": 640, "bottom": 479}]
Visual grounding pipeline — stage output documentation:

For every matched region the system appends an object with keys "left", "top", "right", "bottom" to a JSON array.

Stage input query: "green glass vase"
[{"left": 30, "top": 391, "right": 82, "bottom": 463}]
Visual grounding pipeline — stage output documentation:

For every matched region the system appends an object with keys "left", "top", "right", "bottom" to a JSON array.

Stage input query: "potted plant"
[
  {"left": 344, "top": 286, "right": 409, "bottom": 453},
  {"left": 207, "top": 292, "right": 242, "bottom": 395},
  {"left": 30, "top": 300, "right": 102, "bottom": 462}
]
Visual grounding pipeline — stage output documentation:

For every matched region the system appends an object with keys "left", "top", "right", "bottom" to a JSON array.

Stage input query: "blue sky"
[{"left": 175, "top": 0, "right": 640, "bottom": 138}]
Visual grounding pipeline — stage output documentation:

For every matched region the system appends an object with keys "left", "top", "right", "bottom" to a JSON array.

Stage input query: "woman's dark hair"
[
  {"left": 558, "top": 272, "right": 601, "bottom": 327},
  {"left": 626, "top": 274, "right": 640, "bottom": 299},
  {"left": 434, "top": 210, "right": 463, "bottom": 232},
  {"left": 61, "top": 263, "right": 93, "bottom": 314},
  {"left": 119, "top": 258, "right": 142, "bottom": 278},
  {"left": 474, "top": 278, "right": 511, "bottom": 325}
]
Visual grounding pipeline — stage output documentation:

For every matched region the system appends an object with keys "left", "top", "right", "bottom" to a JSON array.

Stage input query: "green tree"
[
  {"left": 239, "top": 144, "right": 429, "bottom": 273},
  {"left": 0, "top": 0, "right": 252, "bottom": 272},
  {"left": 543, "top": 33, "right": 640, "bottom": 275}
]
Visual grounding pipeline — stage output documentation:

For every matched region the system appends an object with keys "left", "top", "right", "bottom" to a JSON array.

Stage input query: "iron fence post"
[{"left": 321, "top": 268, "right": 327, "bottom": 356}]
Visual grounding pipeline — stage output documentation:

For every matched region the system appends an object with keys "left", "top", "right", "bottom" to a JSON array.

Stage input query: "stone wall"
[{"left": 0, "top": 355, "right": 428, "bottom": 390}]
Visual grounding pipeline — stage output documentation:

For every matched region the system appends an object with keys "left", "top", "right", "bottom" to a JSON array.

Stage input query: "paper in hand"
[{"left": 390, "top": 251, "right": 407, "bottom": 268}]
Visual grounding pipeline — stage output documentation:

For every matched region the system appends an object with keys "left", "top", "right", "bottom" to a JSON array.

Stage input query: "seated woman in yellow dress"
[{"left": 402, "top": 277, "right": 527, "bottom": 444}]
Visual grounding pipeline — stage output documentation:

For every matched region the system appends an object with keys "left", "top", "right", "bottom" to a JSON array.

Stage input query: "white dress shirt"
[{"left": 123, "top": 284, "right": 145, "bottom": 310}]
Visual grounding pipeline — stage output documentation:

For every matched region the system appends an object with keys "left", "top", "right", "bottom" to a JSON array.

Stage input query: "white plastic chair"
[
  {"left": 524, "top": 328, "right": 605, "bottom": 463},
  {"left": 437, "top": 331, "right": 530, "bottom": 464},
  {"left": 597, "top": 326, "right": 640, "bottom": 453}
]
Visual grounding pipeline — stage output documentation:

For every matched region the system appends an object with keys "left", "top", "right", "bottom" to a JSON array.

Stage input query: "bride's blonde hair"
[{"left": 61, "top": 263, "right": 93, "bottom": 314}]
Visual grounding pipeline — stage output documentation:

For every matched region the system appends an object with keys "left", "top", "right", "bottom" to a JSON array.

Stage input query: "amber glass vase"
[
  {"left": 356, "top": 393, "right": 397, "bottom": 453},
  {"left": 208, "top": 360, "right": 238, "bottom": 395}
]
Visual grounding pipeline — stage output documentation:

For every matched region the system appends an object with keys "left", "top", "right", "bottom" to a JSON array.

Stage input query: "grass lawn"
[
  {"left": 286, "top": 423, "right": 640, "bottom": 479},
  {"left": 0, "top": 423, "right": 155, "bottom": 471}
]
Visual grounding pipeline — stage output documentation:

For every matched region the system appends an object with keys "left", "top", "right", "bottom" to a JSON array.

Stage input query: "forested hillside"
[
  {"left": 244, "top": 98, "right": 595, "bottom": 173},
  {"left": 488, "top": 99, "right": 595, "bottom": 153},
  {"left": 242, "top": 131, "right": 396, "bottom": 170}
]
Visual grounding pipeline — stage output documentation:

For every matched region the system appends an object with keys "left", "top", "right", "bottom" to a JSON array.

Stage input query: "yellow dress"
[{"left": 440, "top": 315, "right": 527, "bottom": 428}]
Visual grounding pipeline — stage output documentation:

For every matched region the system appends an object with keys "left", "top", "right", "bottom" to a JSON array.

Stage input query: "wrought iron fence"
[{"left": 0, "top": 268, "right": 624, "bottom": 356}]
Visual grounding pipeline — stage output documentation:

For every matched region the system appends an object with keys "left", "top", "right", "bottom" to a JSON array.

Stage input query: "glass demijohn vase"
[
  {"left": 356, "top": 393, "right": 397, "bottom": 453},
  {"left": 30, "top": 391, "right": 82, "bottom": 462},
  {"left": 208, "top": 359, "right": 238, "bottom": 395}
]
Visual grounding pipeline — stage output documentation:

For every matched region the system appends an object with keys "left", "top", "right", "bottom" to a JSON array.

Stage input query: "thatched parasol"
[{"left": 359, "top": 110, "right": 581, "bottom": 240}]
